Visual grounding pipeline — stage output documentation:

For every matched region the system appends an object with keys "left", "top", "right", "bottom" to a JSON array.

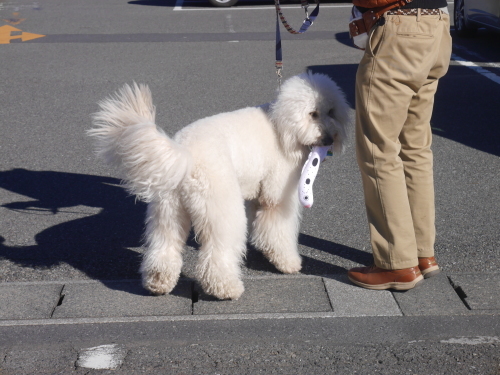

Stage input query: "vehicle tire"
[
  {"left": 454, "top": 0, "right": 476, "bottom": 36},
  {"left": 208, "top": 0, "right": 238, "bottom": 7}
]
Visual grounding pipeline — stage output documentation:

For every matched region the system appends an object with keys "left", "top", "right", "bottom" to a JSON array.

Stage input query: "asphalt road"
[
  {"left": 1, "top": 315, "right": 499, "bottom": 374},
  {"left": 0, "top": 0, "right": 499, "bottom": 373}
]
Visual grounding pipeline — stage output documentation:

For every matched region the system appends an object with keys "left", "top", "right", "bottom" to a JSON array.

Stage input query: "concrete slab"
[
  {"left": 0, "top": 284, "right": 63, "bottom": 320},
  {"left": 323, "top": 274, "right": 402, "bottom": 317},
  {"left": 194, "top": 277, "right": 332, "bottom": 315},
  {"left": 448, "top": 274, "right": 500, "bottom": 310},
  {"left": 392, "top": 273, "right": 469, "bottom": 316},
  {"left": 52, "top": 280, "right": 192, "bottom": 319}
]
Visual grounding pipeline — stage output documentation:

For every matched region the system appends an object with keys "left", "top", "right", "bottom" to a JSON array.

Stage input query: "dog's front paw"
[
  {"left": 272, "top": 254, "right": 302, "bottom": 274},
  {"left": 200, "top": 278, "right": 245, "bottom": 300},
  {"left": 142, "top": 270, "right": 178, "bottom": 295}
]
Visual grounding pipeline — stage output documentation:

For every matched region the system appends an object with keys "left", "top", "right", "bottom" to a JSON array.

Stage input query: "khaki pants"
[{"left": 355, "top": 10, "right": 452, "bottom": 270}]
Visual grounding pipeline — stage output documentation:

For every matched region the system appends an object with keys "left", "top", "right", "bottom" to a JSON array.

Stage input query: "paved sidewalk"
[{"left": 1, "top": 272, "right": 498, "bottom": 326}]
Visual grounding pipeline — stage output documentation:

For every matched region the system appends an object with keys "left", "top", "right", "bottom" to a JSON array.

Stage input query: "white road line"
[
  {"left": 450, "top": 61, "right": 500, "bottom": 68},
  {"left": 441, "top": 336, "right": 500, "bottom": 345},
  {"left": 76, "top": 344, "right": 127, "bottom": 370},
  {"left": 173, "top": 0, "right": 185, "bottom": 11},
  {"left": 225, "top": 13, "right": 236, "bottom": 32},
  {"left": 452, "top": 54, "right": 500, "bottom": 85}
]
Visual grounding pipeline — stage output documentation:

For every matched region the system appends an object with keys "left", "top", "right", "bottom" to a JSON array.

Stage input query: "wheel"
[
  {"left": 208, "top": 0, "right": 238, "bottom": 7},
  {"left": 454, "top": 0, "right": 476, "bottom": 36}
]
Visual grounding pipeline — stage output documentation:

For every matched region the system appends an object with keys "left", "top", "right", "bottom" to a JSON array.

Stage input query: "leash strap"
[
  {"left": 275, "top": 0, "right": 319, "bottom": 88},
  {"left": 275, "top": 0, "right": 319, "bottom": 34},
  {"left": 275, "top": 11, "right": 283, "bottom": 88}
]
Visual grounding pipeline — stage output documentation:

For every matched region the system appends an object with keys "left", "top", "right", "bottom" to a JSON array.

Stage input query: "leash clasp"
[
  {"left": 301, "top": 0, "right": 310, "bottom": 20},
  {"left": 275, "top": 61, "right": 283, "bottom": 90}
]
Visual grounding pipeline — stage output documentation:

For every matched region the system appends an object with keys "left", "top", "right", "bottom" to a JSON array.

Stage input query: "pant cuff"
[{"left": 375, "top": 258, "right": 419, "bottom": 270}]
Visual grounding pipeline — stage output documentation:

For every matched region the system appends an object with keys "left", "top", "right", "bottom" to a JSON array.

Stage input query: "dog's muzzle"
[{"left": 320, "top": 134, "right": 334, "bottom": 146}]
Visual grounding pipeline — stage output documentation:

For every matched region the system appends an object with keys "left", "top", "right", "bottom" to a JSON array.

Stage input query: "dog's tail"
[{"left": 88, "top": 83, "right": 191, "bottom": 202}]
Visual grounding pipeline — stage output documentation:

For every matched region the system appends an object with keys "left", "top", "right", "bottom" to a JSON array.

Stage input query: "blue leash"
[{"left": 275, "top": 0, "right": 320, "bottom": 87}]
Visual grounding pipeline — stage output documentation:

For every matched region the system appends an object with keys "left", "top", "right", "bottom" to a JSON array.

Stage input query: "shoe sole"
[
  {"left": 348, "top": 274, "right": 424, "bottom": 291},
  {"left": 421, "top": 266, "right": 440, "bottom": 279}
]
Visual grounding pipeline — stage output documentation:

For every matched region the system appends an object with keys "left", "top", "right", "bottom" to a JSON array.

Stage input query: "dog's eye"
[
  {"left": 310, "top": 111, "right": 319, "bottom": 119},
  {"left": 328, "top": 109, "right": 335, "bottom": 118}
]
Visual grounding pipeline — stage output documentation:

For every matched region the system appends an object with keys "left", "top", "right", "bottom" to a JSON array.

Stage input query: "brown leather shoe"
[
  {"left": 418, "top": 256, "right": 440, "bottom": 278},
  {"left": 348, "top": 265, "right": 423, "bottom": 290}
]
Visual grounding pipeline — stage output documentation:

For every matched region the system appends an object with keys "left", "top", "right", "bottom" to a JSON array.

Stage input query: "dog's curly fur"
[{"left": 88, "top": 72, "right": 350, "bottom": 300}]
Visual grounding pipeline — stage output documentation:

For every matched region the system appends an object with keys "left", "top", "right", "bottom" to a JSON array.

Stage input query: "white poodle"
[{"left": 89, "top": 72, "right": 350, "bottom": 300}]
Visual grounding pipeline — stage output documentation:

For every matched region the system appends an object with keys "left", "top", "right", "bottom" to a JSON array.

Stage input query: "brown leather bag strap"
[
  {"left": 349, "top": 0, "right": 408, "bottom": 38},
  {"left": 362, "top": 2, "right": 401, "bottom": 29}
]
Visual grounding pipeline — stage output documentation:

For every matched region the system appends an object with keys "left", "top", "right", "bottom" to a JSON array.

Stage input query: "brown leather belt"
[{"left": 386, "top": 8, "right": 441, "bottom": 15}]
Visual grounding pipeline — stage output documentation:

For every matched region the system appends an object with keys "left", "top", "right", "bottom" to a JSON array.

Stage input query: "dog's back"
[{"left": 173, "top": 106, "right": 283, "bottom": 200}]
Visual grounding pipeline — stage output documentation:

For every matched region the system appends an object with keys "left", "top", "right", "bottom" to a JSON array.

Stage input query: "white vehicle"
[{"left": 454, "top": 0, "right": 500, "bottom": 36}]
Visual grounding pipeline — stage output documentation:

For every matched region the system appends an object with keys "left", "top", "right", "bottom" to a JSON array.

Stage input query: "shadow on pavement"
[
  {"left": 0, "top": 169, "right": 146, "bottom": 281},
  {"left": 299, "top": 233, "right": 372, "bottom": 266},
  {"left": 0, "top": 169, "right": 366, "bottom": 291}
]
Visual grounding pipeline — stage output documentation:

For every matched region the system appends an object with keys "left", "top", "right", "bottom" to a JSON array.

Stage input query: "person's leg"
[
  {"left": 399, "top": 12, "right": 452, "bottom": 278},
  {"left": 400, "top": 12, "right": 452, "bottom": 259},
  {"left": 352, "top": 11, "right": 451, "bottom": 288},
  {"left": 355, "top": 14, "right": 422, "bottom": 270}
]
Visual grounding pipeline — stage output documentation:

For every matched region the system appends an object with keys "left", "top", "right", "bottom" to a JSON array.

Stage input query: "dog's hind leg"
[
  {"left": 141, "top": 195, "right": 190, "bottom": 295},
  {"left": 251, "top": 193, "right": 302, "bottom": 274},
  {"left": 188, "top": 174, "right": 247, "bottom": 300}
]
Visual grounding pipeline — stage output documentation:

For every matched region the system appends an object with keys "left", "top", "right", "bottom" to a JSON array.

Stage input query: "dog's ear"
[
  {"left": 268, "top": 74, "right": 318, "bottom": 152},
  {"left": 269, "top": 104, "right": 297, "bottom": 150},
  {"left": 312, "top": 74, "right": 351, "bottom": 154}
]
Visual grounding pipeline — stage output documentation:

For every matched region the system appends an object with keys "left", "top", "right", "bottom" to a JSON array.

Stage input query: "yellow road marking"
[{"left": 0, "top": 25, "right": 45, "bottom": 44}]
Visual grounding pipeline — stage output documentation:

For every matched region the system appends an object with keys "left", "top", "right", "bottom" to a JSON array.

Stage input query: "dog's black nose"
[{"left": 321, "top": 134, "right": 334, "bottom": 146}]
